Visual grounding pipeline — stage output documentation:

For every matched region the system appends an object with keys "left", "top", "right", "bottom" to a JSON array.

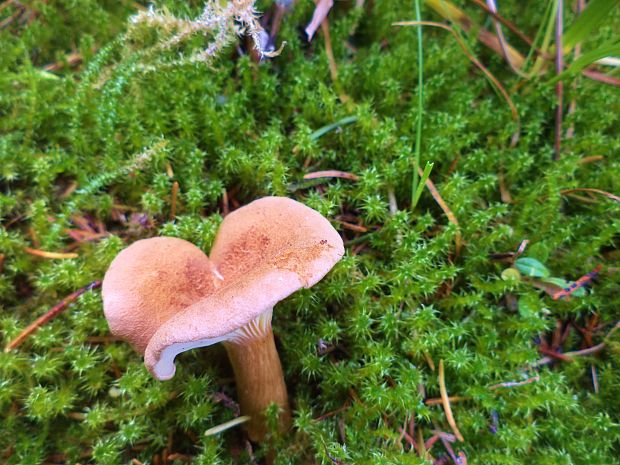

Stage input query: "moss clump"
[{"left": 1, "top": 1, "right": 619, "bottom": 464}]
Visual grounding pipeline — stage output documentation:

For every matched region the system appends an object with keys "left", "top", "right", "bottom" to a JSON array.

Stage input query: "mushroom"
[{"left": 102, "top": 197, "right": 344, "bottom": 441}]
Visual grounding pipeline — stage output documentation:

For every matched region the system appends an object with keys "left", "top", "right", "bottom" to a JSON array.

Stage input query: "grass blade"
[
  {"left": 394, "top": 21, "right": 520, "bottom": 146},
  {"left": 411, "top": 0, "right": 425, "bottom": 208},
  {"left": 310, "top": 116, "right": 358, "bottom": 140},
  {"left": 411, "top": 162, "right": 434, "bottom": 209},
  {"left": 563, "top": 0, "right": 620, "bottom": 52},
  {"left": 551, "top": 38, "right": 620, "bottom": 82}
]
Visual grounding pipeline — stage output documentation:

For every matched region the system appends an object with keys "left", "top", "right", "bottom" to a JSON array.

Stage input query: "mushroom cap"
[
  {"left": 146, "top": 197, "right": 344, "bottom": 379},
  {"left": 102, "top": 237, "right": 220, "bottom": 353},
  {"left": 103, "top": 197, "right": 344, "bottom": 380}
]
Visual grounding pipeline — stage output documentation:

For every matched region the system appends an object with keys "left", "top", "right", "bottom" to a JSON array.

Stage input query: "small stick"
[
  {"left": 24, "top": 247, "right": 78, "bottom": 259},
  {"left": 387, "top": 188, "right": 399, "bottom": 215},
  {"left": 222, "top": 189, "right": 229, "bottom": 216},
  {"left": 539, "top": 347, "right": 574, "bottom": 362},
  {"left": 338, "top": 221, "right": 368, "bottom": 233},
  {"left": 591, "top": 364, "right": 599, "bottom": 394},
  {"left": 170, "top": 181, "right": 179, "bottom": 220},
  {"left": 552, "top": 264, "right": 602, "bottom": 300},
  {"left": 468, "top": 0, "right": 535, "bottom": 47},
  {"left": 303, "top": 170, "right": 359, "bottom": 181},
  {"left": 5, "top": 280, "right": 101, "bottom": 351},
  {"left": 438, "top": 360, "right": 464, "bottom": 442},
  {"left": 85, "top": 335, "right": 122, "bottom": 343},
  {"left": 559, "top": 188, "right": 620, "bottom": 204},
  {"left": 498, "top": 167, "right": 512, "bottom": 203},
  {"left": 425, "top": 396, "right": 468, "bottom": 406},
  {"left": 418, "top": 167, "right": 462, "bottom": 257},
  {"left": 581, "top": 69, "right": 620, "bottom": 87},
  {"left": 578, "top": 155, "right": 604, "bottom": 165},
  {"left": 424, "top": 433, "right": 441, "bottom": 450},
  {"left": 397, "top": 426, "right": 418, "bottom": 452},
  {"left": 489, "top": 375, "right": 540, "bottom": 390},
  {"left": 314, "top": 403, "right": 350, "bottom": 421},
  {"left": 532, "top": 322, "right": 619, "bottom": 367},
  {"left": 484, "top": 0, "right": 523, "bottom": 75},
  {"left": 321, "top": 18, "right": 338, "bottom": 83},
  {"left": 424, "top": 352, "right": 436, "bottom": 371},
  {"left": 416, "top": 426, "right": 427, "bottom": 459}
]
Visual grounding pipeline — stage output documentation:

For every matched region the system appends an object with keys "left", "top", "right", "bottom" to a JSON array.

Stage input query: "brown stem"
[{"left": 224, "top": 327, "right": 291, "bottom": 442}]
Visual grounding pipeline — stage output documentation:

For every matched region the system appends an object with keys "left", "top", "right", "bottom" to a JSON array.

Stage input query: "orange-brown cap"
[{"left": 102, "top": 197, "right": 344, "bottom": 380}]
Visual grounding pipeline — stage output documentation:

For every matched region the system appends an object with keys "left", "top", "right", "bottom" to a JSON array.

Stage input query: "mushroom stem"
[{"left": 224, "top": 326, "right": 292, "bottom": 442}]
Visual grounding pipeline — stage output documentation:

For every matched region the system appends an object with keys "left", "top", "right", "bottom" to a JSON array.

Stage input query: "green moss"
[{"left": 1, "top": 1, "right": 619, "bottom": 464}]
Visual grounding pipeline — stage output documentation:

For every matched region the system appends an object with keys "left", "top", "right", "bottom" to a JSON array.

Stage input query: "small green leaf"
[
  {"left": 501, "top": 268, "right": 521, "bottom": 281},
  {"left": 515, "top": 257, "right": 551, "bottom": 278}
]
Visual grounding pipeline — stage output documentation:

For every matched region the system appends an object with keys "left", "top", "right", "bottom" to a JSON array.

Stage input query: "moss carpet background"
[{"left": 0, "top": 1, "right": 619, "bottom": 464}]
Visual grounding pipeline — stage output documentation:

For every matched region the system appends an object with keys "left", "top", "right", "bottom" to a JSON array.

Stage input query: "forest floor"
[{"left": 0, "top": 1, "right": 619, "bottom": 464}]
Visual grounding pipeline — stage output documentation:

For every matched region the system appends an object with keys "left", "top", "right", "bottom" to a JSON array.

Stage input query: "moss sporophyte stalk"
[{"left": 1, "top": 1, "right": 619, "bottom": 464}]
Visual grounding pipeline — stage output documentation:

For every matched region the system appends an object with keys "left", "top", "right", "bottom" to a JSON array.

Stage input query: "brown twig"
[
  {"left": 423, "top": 0, "right": 525, "bottom": 68},
  {"left": 4, "top": 280, "right": 102, "bottom": 351},
  {"left": 484, "top": 0, "right": 523, "bottom": 75},
  {"left": 578, "top": 155, "right": 604, "bottom": 165},
  {"left": 170, "top": 181, "right": 179, "bottom": 220},
  {"left": 397, "top": 426, "right": 418, "bottom": 452},
  {"left": 221, "top": 189, "right": 230, "bottom": 216},
  {"left": 591, "top": 364, "right": 599, "bottom": 393},
  {"left": 43, "top": 51, "right": 84, "bottom": 72},
  {"left": 468, "top": 0, "right": 536, "bottom": 47},
  {"left": 166, "top": 453, "right": 192, "bottom": 463},
  {"left": 438, "top": 360, "right": 464, "bottom": 442},
  {"left": 304, "top": 170, "right": 360, "bottom": 181},
  {"left": 85, "top": 335, "right": 123, "bottom": 343},
  {"left": 314, "top": 402, "right": 351, "bottom": 421},
  {"left": 560, "top": 188, "right": 620, "bottom": 204},
  {"left": 489, "top": 375, "right": 540, "bottom": 390},
  {"left": 532, "top": 321, "right": 620, "bottom": 367},
  {"left": 425, "top": 396, "right": 468, "bottom": 406},
  {"left": 582, "top": 69, "right": 620, "bottom": 87},
  {"left": 321, "top": 18, "right": 338, "bottom": 83},
  {"left": 338, "top": 221, "right": 368, "bottom": 233}
]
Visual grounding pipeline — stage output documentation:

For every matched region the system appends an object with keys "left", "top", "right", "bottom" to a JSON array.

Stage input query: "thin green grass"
[{"left": 411, "top": 0, "right": 425, "bottom": 209}]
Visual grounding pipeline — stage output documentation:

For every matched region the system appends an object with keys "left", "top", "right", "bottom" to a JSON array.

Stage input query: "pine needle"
[
  {"left": 438, "top": 360, "right": 465, "bottom": 442},
  {"left": 204, "top": 416, "right": 250, "bottom": 436},
  {"left": 24, "top": 247, "right": 78, "bottom": 259},
  {"left": 5, "top": 281, "right": 102, "bottom": 352}
]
